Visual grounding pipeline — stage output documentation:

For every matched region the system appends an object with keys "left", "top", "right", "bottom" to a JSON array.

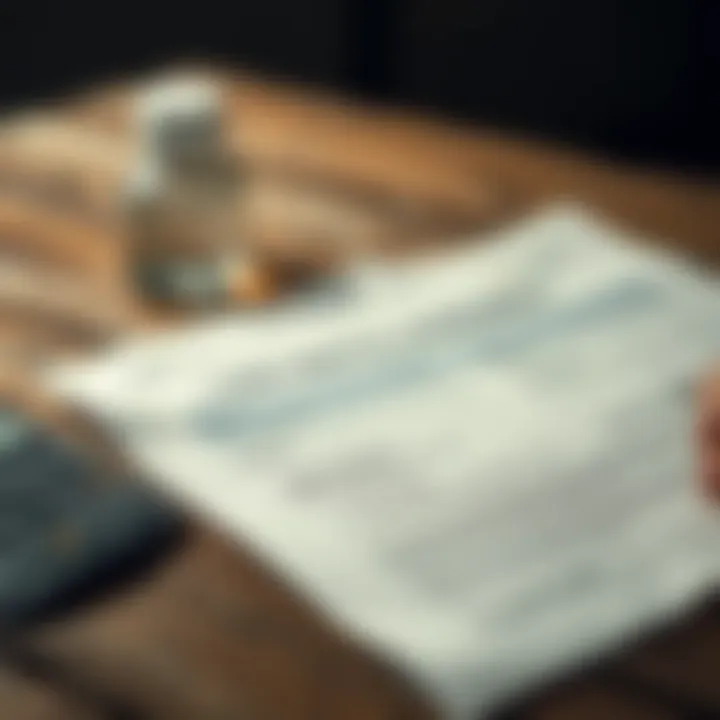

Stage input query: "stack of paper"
[{"left": 52, "top": 205, "right": 720, "bottom": 719}]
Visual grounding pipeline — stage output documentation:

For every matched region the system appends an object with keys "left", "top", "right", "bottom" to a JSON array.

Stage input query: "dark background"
[{"left": 0, "top": 0, "right": 717, "bottom": 173}]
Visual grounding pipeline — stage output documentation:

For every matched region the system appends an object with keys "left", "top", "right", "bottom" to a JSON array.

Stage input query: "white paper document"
[{"left": 52, "top": 206, "right": 720, "bottom": 718}]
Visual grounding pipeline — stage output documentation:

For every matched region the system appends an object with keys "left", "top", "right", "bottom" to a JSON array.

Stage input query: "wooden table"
[{"left": 1, "top": 70, "right": 719, "bottom": 720}]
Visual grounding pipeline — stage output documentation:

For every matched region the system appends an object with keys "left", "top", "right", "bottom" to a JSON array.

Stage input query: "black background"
[{"left": 0, "top": 0, "right": 717, "bottom": 172}]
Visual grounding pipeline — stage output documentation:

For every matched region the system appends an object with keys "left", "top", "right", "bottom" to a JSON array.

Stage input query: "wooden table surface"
[{"left": 0, "top": 70, "right": 719, "bottom": 720}]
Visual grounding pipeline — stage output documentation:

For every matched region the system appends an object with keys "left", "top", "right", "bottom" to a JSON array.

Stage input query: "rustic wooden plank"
[
  {"left": 32, "top": 527, "right": 431, "bottom": 720},
  {"left": 617, "top": 601, "right": 720, "bottom": 710},
  {"left": 0, "top": 662, "right": 102, "bottom": 720},
  {"left": 517, "top": 679, "right": 680, "bottom": 720}
]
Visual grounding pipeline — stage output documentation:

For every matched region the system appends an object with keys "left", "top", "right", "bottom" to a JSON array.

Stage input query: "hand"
[{"left": 698, "top": 370, "right": 720, "bottom": 502}]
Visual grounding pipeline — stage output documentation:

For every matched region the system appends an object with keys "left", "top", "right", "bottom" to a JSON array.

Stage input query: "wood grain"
[{"left": 0, "top": 664, "right": 102, "bottom": 720}]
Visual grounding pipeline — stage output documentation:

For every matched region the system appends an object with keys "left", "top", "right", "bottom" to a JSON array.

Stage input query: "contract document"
[{"left": 52, "top": 205, "right": 720, "bottom": 718}]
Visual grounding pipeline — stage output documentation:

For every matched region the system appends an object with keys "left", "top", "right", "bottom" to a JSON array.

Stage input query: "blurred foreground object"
[
  {"left": 124, "top": 76, "right": 275, "bottom": 309},
  {"left": 0, "top": 402, "right": 182, "bottom": 627}
]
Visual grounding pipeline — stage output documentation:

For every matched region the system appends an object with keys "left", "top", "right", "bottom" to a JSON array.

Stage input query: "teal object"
[{"left": 0, "top": 407, "right": 182, "bottom": 626}]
